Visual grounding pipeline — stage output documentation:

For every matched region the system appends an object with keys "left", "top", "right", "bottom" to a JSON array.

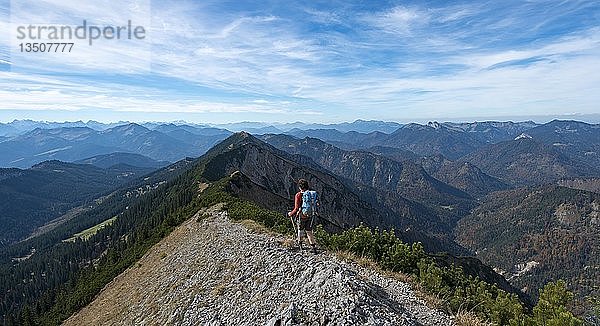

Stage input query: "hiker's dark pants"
[{"left": 299, "top": 217, "right": 313, "bottom": 231}]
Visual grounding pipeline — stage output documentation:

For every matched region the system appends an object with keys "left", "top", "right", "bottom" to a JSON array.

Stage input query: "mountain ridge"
[{"left": 63, "top": 205, "right": 453, "bottom": 326}]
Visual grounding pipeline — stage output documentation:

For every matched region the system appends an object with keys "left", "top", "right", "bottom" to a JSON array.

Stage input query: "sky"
[{"left": 0, "top": 0, "right": 599, "bottom": 124}]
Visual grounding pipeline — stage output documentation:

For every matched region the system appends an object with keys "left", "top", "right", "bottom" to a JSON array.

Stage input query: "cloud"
[
  {"left": 1, "top": 0, "right": 599, "bottom": 123},
  {"left": 8, "top": 0, "right": 152, "bottom": 73}
]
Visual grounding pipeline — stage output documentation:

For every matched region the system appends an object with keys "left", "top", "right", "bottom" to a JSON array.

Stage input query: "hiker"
[{"left": 288, "top": 179, "right": 319, "bottom": 253}]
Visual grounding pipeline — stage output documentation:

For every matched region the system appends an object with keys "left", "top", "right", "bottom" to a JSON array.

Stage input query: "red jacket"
[{"left": 288, "top": 191, "right": 303, "bottom": 217}]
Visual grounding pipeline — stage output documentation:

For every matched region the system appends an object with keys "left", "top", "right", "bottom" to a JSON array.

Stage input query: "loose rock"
[{"left": 65, "top": 205, "right": 454, "bottom": 326}]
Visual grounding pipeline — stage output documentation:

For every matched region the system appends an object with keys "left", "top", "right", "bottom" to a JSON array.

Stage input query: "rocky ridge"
[{"left": 65, "top": 204, "right": 453, "bottom": 326}]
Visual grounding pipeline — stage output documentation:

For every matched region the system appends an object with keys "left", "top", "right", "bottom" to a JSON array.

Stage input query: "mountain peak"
[
  {"left": 101, "top": 123, "right": 150, "bottom": 136},
  {"left": 238, "top": 130, "right": 252, "bottom": 138},
  {"left": 401, "top": 123, "right": 430, "bottom": 131},
  {"left": 514, "top": 133, "right": 533, "bottom": 140},
  {"left": 427, "top": 121, "right": 443, "bottom": 129},
  {"left": 225, "top": 131, "right": 261, "bottom": 145},
  {"left": 203, "top": 131, "right": 273, "bottom": 159}
]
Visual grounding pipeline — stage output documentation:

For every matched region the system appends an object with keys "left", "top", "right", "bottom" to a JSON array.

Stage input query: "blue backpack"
[{"left": 301, "top": 190, "right": 318, "bottom": 219}]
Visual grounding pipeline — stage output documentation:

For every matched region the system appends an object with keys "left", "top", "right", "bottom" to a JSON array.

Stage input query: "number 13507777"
[{"left": 18, "top": 43, "right": 74, "bottom": 52}]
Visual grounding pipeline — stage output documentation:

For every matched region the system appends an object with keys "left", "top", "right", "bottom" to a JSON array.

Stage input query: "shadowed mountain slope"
[{"left": 459, "top": 138, "right": 599, "bottom": 186}]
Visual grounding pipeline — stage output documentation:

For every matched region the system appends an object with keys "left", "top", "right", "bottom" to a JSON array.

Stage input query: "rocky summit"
[{"left": 64, "top": 204, "right": 453, "bottom": 326}]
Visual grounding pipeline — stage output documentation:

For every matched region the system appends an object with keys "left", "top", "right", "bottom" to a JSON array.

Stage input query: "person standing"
[{"left": 288, "top": 179, "right": 318, "bottom": 253}]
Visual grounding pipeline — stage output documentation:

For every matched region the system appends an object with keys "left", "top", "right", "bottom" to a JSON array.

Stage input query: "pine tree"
[{"left": 530, "top": 280, "right": 582, "bottom": 326}]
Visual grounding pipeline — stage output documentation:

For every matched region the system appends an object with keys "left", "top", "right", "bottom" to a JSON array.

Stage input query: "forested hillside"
[
  {"left": 0, "top": 161, "right": 155, "bottom": 246},
  {"left": 456, "top": 185, "right": 599, "bottom": 312}
]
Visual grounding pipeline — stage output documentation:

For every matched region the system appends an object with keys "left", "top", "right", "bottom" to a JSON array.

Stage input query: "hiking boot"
[{"left": 311, "top": 244, "right": 318, "bottom": 254}]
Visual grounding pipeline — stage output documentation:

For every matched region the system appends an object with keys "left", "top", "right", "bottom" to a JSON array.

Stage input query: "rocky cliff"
[{"left": 64, "top": 205, "right": 453, "bottom": 326}]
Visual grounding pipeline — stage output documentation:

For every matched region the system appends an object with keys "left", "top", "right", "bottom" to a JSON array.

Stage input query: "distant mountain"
[
  {"left": 419, "top": 155, "right": 510, "bottom": 198},
  {"left": 526, "top": 120, "right": 600, "bottom": 168},
  {"left": 439, "top": 162, "right": 510, "bottom": 198},
  {"left": 456, "top": 185, "right": 600, "bottom": 305},
  {"left": 212, "top": 121, "right": 272, "bottom": 131},
  {"left": 365, "top": 147, "right": 509, "bottom": 198},
  {"left": 285, "top": 123, "right": 484, "bottom": 159},
  {"left": 152, "top": 123, "right": 230, "bottom": 137},
  {"left": 208, "top": 121, "right": 283, "bottom": 134},
  {"left": 2, "top": 119, "right": 130, "bottom": 134},
  {"left": 75, "top": 152, "right": 169, "bottom": 169},
  {"left": 261, "top": 134, "right": 474, "bottom": 216},
  {"left": 84, "top": 120, "right": 129, "bottom": 130},
  {"left": 280, "top": 120, "right": 403, "bottom": 133},
  {"left": 148, "top": 123, "right": 232, "bottom": 152},
  {"left": 284, "top": 121, "right": 540, "bottom": 159},
  {"left": 0, "top": 127, "right": 117, "bottom": 167},
  {"left": 380, "top": 122, "right": 486, "bottom": 160},
  {"left": 325, "top": 119, "right": 403, "bottom": 133},
  {"left": 0, "top": 123, "right": 19, "bottom": 137},
  {"left": 284, "top": 129, "right": 389, "bottom": 150},
  {"left": 214, "top": 119, "right": 402, "bottom": 134},
  {"left": 0, "top": 123, "right": 230, "bottom": 168},
  {"left": 441, "top": 121, "right": 538, "bottom": 143},
  {"left": 0, "top": 160, "right": 152, "bottom": 245},
  {"left": 459, "top": 137, "right": 599, "bottom": 186}
]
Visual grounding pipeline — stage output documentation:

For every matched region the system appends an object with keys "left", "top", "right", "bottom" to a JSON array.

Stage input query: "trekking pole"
[
  {"left": 296, "top": 212, "right": 303, "bottom": 250},
  {"left": 288, "top": 212, "right": 297, "bottom": 234},
  {"left": 288, "top": 212, "right": 302, "bottom": 250}
]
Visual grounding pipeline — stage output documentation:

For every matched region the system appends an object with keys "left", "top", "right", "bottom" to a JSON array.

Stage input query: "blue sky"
[{"left": 0, "top": 0, "right": 599, "bottom": 124}]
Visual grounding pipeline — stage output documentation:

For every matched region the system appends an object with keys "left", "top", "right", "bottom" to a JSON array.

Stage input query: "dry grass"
[
  {"left": 197, "top": 182, "right": 210, "bottom": 193},
  {"left": 238, "top": 219, "right": 277, "bottom": 235},
  {"left": 399, "top": 277, "right": 445, "bottom": 309},
  {"left": 211, "top": 283, "right": 226, "bottom": 296},
  {"left": 281, "top": 238, "right": 296, "bottom": 249},
  {"left": 454, "top": 311, "right": 492, "bottom": 326}
]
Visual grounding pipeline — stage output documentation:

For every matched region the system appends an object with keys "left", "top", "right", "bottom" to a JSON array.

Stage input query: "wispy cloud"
[
  {"left": 361, "top": 6, "right": 429, "bottom": 35},
  {"left": 1, "top": 0, "right": 599, "bottom": 123}
]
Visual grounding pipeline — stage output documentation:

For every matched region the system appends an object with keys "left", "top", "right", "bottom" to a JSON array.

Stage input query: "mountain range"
[
  {"left": 260, "top": 134, "right": 475, "bottom": 211},
  {"left": 1, "top": 119, "right": 599, "bottom": 323},
  {"left": 0, "top": 119, "right": 403, "bottom": 137},
  {"left": 200, "top": 132, "right": 467, "bottom": 253},
  {"left": 283, "top": 120, "right": 539, "bottom": 159},
  {"left": 0, "top": 123, "right": 231, "bottom": 168}
]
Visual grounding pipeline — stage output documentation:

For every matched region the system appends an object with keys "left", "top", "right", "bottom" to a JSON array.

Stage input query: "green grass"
[{"left": 63, "top": 217, "right": 117, "bottom": 242}]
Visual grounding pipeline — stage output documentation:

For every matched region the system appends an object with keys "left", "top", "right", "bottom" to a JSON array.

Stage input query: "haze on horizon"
[{"left": 1, "top": 0, "right": 599, "bottom": 124}]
